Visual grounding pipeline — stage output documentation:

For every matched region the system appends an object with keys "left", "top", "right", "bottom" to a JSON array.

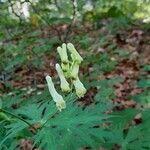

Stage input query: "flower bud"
[
  {"left": 71, "top": 61, "right": 79, "bottom": 80},
  {"left": 61, "top": 63, "right": 71, "bottom": 78},
  {"left": 61, "top": 62, "right": 70, "bottom": 73},
  {"left": 67, "top": 43, "right": 83, "bottom": 64},
  {"left": 73, "top": 77, "right": 87, "bottom": 98},
  {"left": 46, "top": 75, "right": 66, "bottom": 111},
  {"left": 56, "top": 64, "right": 71, "bottom": 92},
  {"left": 57, "top": 44, "right": 69, "bottom": 64}
]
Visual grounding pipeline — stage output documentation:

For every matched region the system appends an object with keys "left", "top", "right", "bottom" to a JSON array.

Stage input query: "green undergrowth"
[{"left": 1, "top": 70, "right": 150, "bottom": 149}]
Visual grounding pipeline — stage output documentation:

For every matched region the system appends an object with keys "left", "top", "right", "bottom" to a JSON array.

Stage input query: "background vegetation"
[{"left": 0, "top": 0, "right": 150, "bottom": 149}]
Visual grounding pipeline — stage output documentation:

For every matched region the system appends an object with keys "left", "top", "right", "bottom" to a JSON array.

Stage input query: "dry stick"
[
  {"left": 2, "top": 1, "right": 31, "bottom": 42},
  {"left": 64, "top": 0, "right": 76, "bottom": 42},
  {"left": 8, "top": 0, "right": 23, "bottom": 24},
  {"left": 26, "top": 0, "right": 63, "bottom": 42}
]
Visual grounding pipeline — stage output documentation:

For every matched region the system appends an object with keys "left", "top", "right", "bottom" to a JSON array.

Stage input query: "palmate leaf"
[
  {"left": 16, "top": 102, "right": 56, "bottom": 122},
  {"left": 143, "top": 65, "right": 150, "bottom": 72},
  {"left": 109, "top": 109, "right": 150, "bottom": 150},
  {"left": 0, "top": 98, "right": 56, "bottom": 147},
  {"left": 34, "top": 127, "right": 58, "bottom": 150},
  {"left": 130, "top": 91, "right": 150, "bottom": 106},
  {"left": 0, "top": 121, "right": 29, "bottom": 147},
  {"left": 0, "top": 139, "right": 18, "bottom": 150},
  {"left": 60, "top": 124, "right": 104, "bottom": 149},
  {"left": 109, "top": 108, "right": 139, "bottom": 130},
  {"left": 119, "top": 123, "right": 150, "bottom": 150},
  {"left": 0, "top": 121, "right": 6, "bottom": 141},
  {"left": 33, "top": 94, "right": 113, "bottom": 150},
  {"left": 95, "top": 87, "right": 115, "bottom": 102},
  {"left": 1, "top": 93, "right": 113, "bottom": 150},
  {"left": 124, "top": 127, "right": 150, "bottom": 150},
  {"left": 137, "top": 79, "right": 150, "bottom": 88},
  {"left": 1, "top": 90, "right": 26, "bottom": 109},
  {"left": 90, "top": 76, "right": 122, "bottom": 102}
]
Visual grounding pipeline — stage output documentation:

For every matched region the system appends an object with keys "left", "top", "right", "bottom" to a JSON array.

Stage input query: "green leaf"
[
  {"left": 137, "top": 79, "right": 150, "bottom": 88},
  {"left": 143, "top": 65, "right": 150, "bottom": 72},
  {"left": 131, "top": 91, "right": 150, "bottom": 106},
  {"left": 110, "top": 109, "right": 139, "bottom": 130},
  {"left": 0, "top": 100, "right": 2, "bottom": 109},
  {"left": 1, "top": 92, "right": 112, "bottom": 149}
]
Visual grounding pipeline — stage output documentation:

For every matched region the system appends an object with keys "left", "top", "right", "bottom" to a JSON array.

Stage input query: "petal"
[
  {"left": 45, "top": 75, "right": 66, "bottom": 111},
  {"left": 73, "top": 77, "right": 87, "bottom": 98},
  {"left": 57, "top": 45, "right": 69, "bottom": 63},
  {"left": 71, "top": 61, "right": 79, "bottom": 80},
  {"left": 67, "top": 43, "right": 83, "bottom": 63},
  {"left": 56, "top": 64, "right": 71, "bottom": 92}
]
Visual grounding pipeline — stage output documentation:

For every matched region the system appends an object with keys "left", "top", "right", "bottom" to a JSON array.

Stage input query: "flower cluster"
[{"left": 46, "top": 43, "right": 86, "bottom": 111}]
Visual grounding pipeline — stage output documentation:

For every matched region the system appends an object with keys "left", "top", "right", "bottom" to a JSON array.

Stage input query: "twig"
[
  {"left": 8, "top": 0, "right": 23, "bottom": 24},
  {"left": 26, "top": 0, "right": 63, "bottom": 42},
  {"left": 64, "top": 0, "right": 76, "bottom": 42}
]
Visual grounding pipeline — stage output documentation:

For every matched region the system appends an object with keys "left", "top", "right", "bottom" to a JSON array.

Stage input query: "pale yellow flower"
[
  {"left": 67, "top": 43, "right": 83, "bottom": 64},
  {"left": 56, "top": 64, "right": 71, "bottom": 92},
  {"left": 46, "top": 75, "right": 66, "bottom": 111},
  {"left": 73, "top": 77, "right": 87, "bottom": 98},
  {"left": 61, "top": 62, "right": 70, "bottom": 73},
  {"left": 57, "top": 43, "right": 69, "bottom": 64},
  {"left": 71, "top": 61, "right": 79, "bottom": 80}
]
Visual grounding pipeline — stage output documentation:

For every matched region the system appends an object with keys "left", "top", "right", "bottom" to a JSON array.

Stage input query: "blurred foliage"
[{"left": 0, "top": 0, "right": 150, "bottom": 72}]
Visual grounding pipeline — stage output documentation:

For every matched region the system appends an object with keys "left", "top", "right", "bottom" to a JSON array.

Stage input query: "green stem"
[
  {"left": 0, "top": 109, "right": 37, "bottom": 132},
  {"left": 41, "top": 110, "right": 59, "bottom": 129}
]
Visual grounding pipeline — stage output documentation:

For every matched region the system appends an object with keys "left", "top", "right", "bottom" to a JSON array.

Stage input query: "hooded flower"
[
  {"left": 57, "top": 43, "right": 70, "bottom": 73},
  {"left": 71, "top": 61, "right": 79, "bottom": 80},
  {"left": 61, "top": 62, "right": 70, "bottom": 74},
  {"left": 73, "top": 77, "right": 87, "bottom": 98},
  {"left": 57, "top": 43, "right": 69, "bottom": 64},
  {"left": 46, "top": 75, "right": 66, "bottom": 111},
  {"left": 67, "top": 43, "right": 83, "bottom": 64},
  {"left": 56, "top": 63, "right": 71, "bottom": 92}
]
